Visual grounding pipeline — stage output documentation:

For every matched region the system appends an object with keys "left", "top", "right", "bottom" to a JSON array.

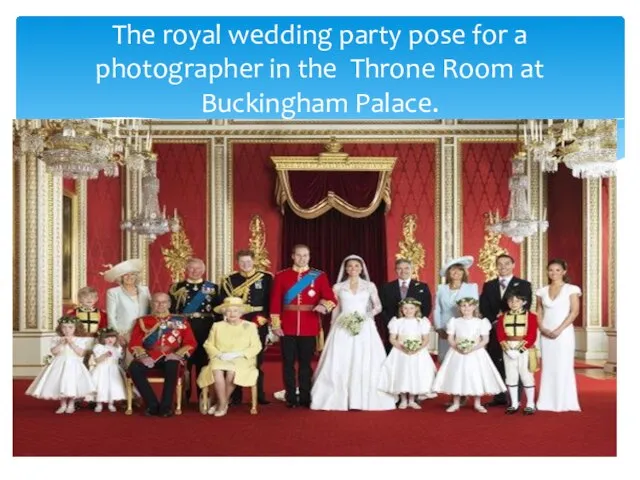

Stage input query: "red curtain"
[
  {"left": 287, "top": 171, "right": 382, "bottom": 209},
  {"left": 280, "top": 204, "right": 388, "bottom": 286},
  {"left": 547, "top": 163, "right": 584, "bottom": 325}
]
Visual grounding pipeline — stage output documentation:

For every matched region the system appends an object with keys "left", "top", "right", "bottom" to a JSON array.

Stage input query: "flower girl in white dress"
[
  {"left": 26, "top": 316, "right": 95, "bottom": 414},
  {"left": 378, "top": 298, "right": 437, "bottom": 409},
  {"left": 432, "top": 298, "right": 506, "bottom": 413},
  {"left": 88, "top": 327, "right": 127, "bottom": 413}
]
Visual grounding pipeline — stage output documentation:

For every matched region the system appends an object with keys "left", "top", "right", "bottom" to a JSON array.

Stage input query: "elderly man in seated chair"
[{"left": 128, "top": 292, "right": 197, "bottom": 417}]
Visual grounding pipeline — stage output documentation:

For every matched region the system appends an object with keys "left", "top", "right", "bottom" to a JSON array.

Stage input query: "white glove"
[
  {"left": 505, "top": 349, "right": 520, "bottom": 360},
  {"left": 217, "top": 353, "right": 234, "bottom": 362}
]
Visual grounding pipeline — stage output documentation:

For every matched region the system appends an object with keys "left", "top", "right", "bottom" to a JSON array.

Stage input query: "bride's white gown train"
[{"left": 311, "top": 279, "right": 396, "bottom": 411}]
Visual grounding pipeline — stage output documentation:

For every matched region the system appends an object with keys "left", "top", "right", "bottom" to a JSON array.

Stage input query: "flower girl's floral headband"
[
  {"left": 57, "top": 315, "right": 78, "bottom": 325},
  {"left": 456, "top": 297, "right": 479, "bottom": 306},
  {"left": 399, "top": 297, "right": 422, "bottom": 308},
  {"left": 97, "top": 327, "right": 119, "bottom": 339}
]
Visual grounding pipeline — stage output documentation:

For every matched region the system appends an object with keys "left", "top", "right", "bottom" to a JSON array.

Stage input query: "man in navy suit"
[
  {"left": 479, "top": 254, "right": 532, "bottom": 407},
  {"left": 380, "top": 259, "right": 432, "bottom": 353}
]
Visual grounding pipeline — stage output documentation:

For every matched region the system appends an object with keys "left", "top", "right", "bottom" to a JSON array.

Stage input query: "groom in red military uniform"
[
  {"left": 129, "top": 292, "right": 197, "bottom": 417},
  {"left": 270, "top": 244, "right": 336, "bottom": 408}
]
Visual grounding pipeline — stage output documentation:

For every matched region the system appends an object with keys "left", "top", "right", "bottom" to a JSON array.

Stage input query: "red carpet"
[{"left": 13, "top": 362, "right": 616, "bottom": 456}]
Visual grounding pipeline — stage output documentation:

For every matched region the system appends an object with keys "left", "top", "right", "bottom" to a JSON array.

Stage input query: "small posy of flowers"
[
  {"left": 42, "top": 354, "right": 53, "bottom": 365},
  {"left": 456, "top": 338, "right": 475, "bottom": 353},
  {"left": 337, "top": 311, "right": 366, "bottom": 336},
  {"left": 403, "top": 339, "right": 422, "bottom": 353}
]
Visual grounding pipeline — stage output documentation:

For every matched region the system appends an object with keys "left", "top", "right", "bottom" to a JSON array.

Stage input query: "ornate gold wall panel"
[
  {"left": 583, "top": 178, "right": 602, "bottom": 327},
  {"left": 609, "top": 177, "right": 616, "bottom": 329},
  {"left": 77, "top": 180, "right": 88, "bottom": 290}
]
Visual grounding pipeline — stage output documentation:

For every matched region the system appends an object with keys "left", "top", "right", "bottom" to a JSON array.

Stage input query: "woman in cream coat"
[{"left": 103, "top": 259, "right": 151, "bottom": 364}]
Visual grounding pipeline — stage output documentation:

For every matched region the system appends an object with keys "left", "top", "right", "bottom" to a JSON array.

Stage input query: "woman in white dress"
[
  {"left": 103, "top": 259, "right": 151, "bottom": 365},
  {"left": 311, "top": 255, "right": 397, "bottom": 411},
  {"left": 536, "top": 259, "right": 582, "bottom": 412},
  {"left": 432, "top": 298, "right": 506, "bottom": 413},
  {"left": 434, "top": 256, "right": 479, "bottom": 364}
]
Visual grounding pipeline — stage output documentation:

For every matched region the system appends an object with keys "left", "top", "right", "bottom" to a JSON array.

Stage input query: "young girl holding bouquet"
[
  {"left": 88, "top": 327, "right": 127, "bottom": 412},
  {"left": 25, "top": 316, "right": 95, "bottom": 414},
  {"left": 378, "top": 298, "right": 437, "bottom": 409},
  {"left": 432, "top": 297, "right": 506, "bottom": 413}
]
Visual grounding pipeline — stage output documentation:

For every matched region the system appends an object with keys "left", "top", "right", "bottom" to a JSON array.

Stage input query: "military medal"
[{"left": 308, "top": 289, "right": 316, "bottom": 297}]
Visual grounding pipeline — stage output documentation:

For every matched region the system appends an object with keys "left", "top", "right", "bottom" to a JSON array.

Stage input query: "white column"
[
  {"left": 13, "top": 152, "right": 60, "bottom": 377},
  {"left": 604, "top": 177, "right": 617, "bottom": 374},
  {"left": 575, "top": 178, "right": 608, "bottom": 360}
]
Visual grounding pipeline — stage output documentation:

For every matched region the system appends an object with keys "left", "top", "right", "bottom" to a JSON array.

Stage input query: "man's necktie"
[{"left": 400, "top": 281, "right": 408, "bottom": 299}]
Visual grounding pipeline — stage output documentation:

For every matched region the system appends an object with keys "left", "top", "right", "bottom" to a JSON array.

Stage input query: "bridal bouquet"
[
  {"left": 42, "top": 354, "right": 53, "bottom": 366},
  {"left": 403, "top": 339, "right": 422, "bottom": 353},
  {"left": 456, "top": 338, "right": 475, "bottom": 353},
  {"left": 337, "top": 311, "right": 366, "bottom": 336}
]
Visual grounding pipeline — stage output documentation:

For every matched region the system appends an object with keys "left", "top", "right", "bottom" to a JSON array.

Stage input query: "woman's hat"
[
  {"left": 101, "top": 259, "right": 143, "bottom": 283},
  {"left": 213, "top": 296, "right": 253, "bottom": 314},
  {"left": 440, "top": 255, "right": 474, "bottom": 277}
]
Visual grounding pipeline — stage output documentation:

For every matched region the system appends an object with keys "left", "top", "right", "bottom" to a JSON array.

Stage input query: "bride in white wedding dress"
[{"left": 310, "top": 255, "right": 397, "bottom": 411}]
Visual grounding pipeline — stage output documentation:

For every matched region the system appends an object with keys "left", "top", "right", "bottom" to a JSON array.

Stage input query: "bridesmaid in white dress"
[
  {"left": 311, "top": 255, "right": 397, "bottom": 411},
  {"left": 536, "top": 259, "right": 582, "bottom": 412},
  {"left": 434, "top": 256, "right": 478, "bottom": 364}
]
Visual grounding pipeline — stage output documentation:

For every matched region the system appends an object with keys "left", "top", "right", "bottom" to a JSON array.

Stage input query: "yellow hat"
[{"left": 213, "top": 296, "right": 252, "bottom": 314}]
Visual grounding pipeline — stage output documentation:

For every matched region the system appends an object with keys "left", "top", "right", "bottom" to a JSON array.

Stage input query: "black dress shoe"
[
  {"left": 484, "top": 399, "right": 509, "bottom": 408},
  {"left": 286, "top": 402, "right": 298, "bottom": 409},
  {"left": 299, "top": 400, "right": 311, "bottom": 408},
  {"left": 144, "top": 407, "right": 159, "bottom": 416},
  {"left": 258, "top": 398, "right": 271, "bottom": 405},
  {"left": 159, "top": 410, "right": 174, "bottom": 418}
]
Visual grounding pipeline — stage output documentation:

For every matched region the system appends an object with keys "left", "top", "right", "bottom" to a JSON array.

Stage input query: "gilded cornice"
[{"left": 148, "top": 128, "right": 521, "bottom": 137}]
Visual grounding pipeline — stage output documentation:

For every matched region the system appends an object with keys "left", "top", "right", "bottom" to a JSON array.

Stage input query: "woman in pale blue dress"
[{"left": 434, "top": 256, "right": 479, "bottom": 364}]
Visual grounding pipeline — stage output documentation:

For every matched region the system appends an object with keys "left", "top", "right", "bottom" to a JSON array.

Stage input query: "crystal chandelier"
[
  {"left": 523, "top": 119, "right": 617, "bottom": 179},
  {"left": 562, "top": 120, "right": 617, "bottom": 178},
  {"left": 487, "top": 151, "right": 549, "bottom": 244},
  {"left": 12, "top": 119, "right": 149, "bottom": 179},
  {"left": 524, "top": 119, "right": 560, "bottom": 173},
  {"left": 120, "top": 153, "right": 180, "bottom": 242}
]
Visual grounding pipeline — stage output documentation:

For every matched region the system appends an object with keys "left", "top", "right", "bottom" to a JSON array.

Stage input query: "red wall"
[
  {"left": 232, "top": 142, "right": 437, "bottom": 284},
  {"left": 148, "top": 143, "right": 209, "bottom": 293},
  {"left": 63, "top": 179, "right": 75, "bottom": 194},
  {"left": 87, "top": 176, "right": 123, "bottom": 309},
  {"left": 461, "top": 142, "right": 521, "bottom": 283},
  {"left": 547, "top": 164, "right": 583, "bottom": 325}
]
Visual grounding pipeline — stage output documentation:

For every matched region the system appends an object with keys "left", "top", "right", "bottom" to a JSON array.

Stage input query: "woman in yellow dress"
[{"left": 197, "top": 297, "right": 262, "bottom": 417}]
